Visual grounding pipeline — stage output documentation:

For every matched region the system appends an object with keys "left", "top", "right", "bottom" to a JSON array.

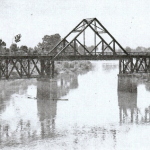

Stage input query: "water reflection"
[
  {"left": 102, "top": 62, "right": 118, "bottom": 72},
  {"left": 118, "top": 75, "right": 150, "bottom": 124},
  {"left": 37, "top": 79, "right": 57, "bottom": 139},
  {"left": 0, "top": 73, "right": 79, "bottom": 148},
  {"left": 2, "top": 62, "right": 150, "bottom": 149}
]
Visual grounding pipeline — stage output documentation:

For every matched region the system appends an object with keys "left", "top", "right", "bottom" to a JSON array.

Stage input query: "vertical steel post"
[
  {"left": 74, "top": 40, "right": 76, "bottom": 56},
  {"left": 144, "top": 58, "right": 147, "bottom": 73},
  {"left": 20, "top": 59, "right": 22, "bottom": 78},
  {"left": 41, "top": 59, "right": 45, "bottom": 77},
  {"left": 131, "top": 58, "right": 133, "bottom": 73},
  {"left": 83, "top": 22, "right": 85, "bottom": 55},
  {"left": 119, "top": 59, "right": 121, "bottom": 74},
  {"left": 46, "top": 59, "right": 50, "bottom": 76},
  {"left": 113, "top": 41, "right": 115, "bottom": 55},
  {"left": 94, "top": 20, "right": 97, "bottom": 55},
  {"left": 123, "top": 59, "right": 125, "bottom": 73},
  {"left": 6, "top": 59, "right": 8, "bottom": 79},
  {"left": 52, "top": 61, "right": 54, "bottom": 78},
  {"left": 148, "top": 58, "right": 150, "bottom": 73},
  {"left": 136, "top": 58, "right": 138, "bottom": 73},
  {"left": 28, "top": 58, "right": 30, "bottom": 78},
  {"left": 102, "top": 41, "right": 104, "bottom": 55}
]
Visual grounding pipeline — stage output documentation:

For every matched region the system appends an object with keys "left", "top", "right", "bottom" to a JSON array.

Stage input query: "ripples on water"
[{"left": 0, "top": 61, "right": 150, "bottom": 150}]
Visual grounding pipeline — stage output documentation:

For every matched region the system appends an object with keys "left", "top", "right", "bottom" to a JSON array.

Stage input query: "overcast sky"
[{"left": 1, "top": 0, "right": 150, "bottom": 49}]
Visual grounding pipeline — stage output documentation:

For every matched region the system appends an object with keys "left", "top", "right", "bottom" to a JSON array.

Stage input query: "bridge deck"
[{"left": 0, "top": 52, "right": 150, "bottom": 60}]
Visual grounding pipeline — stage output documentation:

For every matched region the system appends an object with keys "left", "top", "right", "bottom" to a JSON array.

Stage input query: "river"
[{"left": 0, "top": 60, "right": 150, "bottom": 150}]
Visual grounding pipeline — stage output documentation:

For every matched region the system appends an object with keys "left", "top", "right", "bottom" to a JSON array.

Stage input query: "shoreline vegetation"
[
  {"left": 54, "top": 61, "right": 93, "bottom": 75},
  {"left": 0, "top": 34, "right": 94, "bottom": 79}
]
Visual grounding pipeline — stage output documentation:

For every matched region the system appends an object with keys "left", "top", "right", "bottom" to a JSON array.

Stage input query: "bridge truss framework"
[{"left": 0, "top": 18, "right": 149, "bottom": 79}]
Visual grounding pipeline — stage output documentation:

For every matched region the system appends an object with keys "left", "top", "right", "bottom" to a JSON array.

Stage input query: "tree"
[
  {"left": 28, "top": 47, "right": 34, "bottom": 53},
  {"left": 136, "top": 46, "right": 146, "bottom": 52},
  {"left": 0, "top": 39, "right": 6, "bottom": 47},
  {"left": 125, "top": 46, "right": 132, "bottom": 52},
  {"left": 37, "top": 34, "right": 61, "bottom": 52},
  {"left": 14, "top": 34, "right": 21, "bottom": 43},
  {"left": 20, "top": 45, "right": 28, "bottom": 53},
  {"left": 0, "top": 39, "right": 6, "bottom": 53},
  {"left": 10, "top": 43, "right": 18, "bottom": 52}
]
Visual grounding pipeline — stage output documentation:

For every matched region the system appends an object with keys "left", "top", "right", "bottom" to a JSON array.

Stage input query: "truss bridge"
[{"left": 0, "top": 18, "right": 150, "bottom": 79}]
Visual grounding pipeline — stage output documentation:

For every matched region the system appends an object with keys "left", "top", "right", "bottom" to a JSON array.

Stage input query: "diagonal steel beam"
[
  {"left": 83, "top": 19, "right": 117, "bottom": 54},
  {"left": 65, "top": 39, "right": 81, "bottom": 55},
  {"left": 52, "top": 19, "right": 95, "bottom": 60},
  {"left": 76, "top": 39, "right": 93, "bottom": 55},
  {"left": 48, "top": 19, "right": 86, "bottom": 54},
  {"left": 31, "top": 59, "right": 41, "bottom": 75},
  {"left": 95, "top": 18, "right": 128, "bottom": 55}
]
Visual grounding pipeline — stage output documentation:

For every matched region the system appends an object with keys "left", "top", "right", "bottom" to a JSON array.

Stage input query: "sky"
[{"left": 1, "top": 0, "right": 150, "bottom": 49}]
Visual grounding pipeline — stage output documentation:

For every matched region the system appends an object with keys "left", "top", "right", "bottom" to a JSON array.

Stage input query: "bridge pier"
[{"left": 40, "top": 59, "right": 55, "bottom": 78}]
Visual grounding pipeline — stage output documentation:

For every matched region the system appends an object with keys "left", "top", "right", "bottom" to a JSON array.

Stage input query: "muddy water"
[{"left": 0, "top": 61, "right": 150, "bottom": 150}]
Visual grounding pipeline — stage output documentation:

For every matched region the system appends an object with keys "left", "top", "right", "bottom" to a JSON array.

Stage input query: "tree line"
[{"left": 0, "top": 34, "right": 150, "bottom": 54}]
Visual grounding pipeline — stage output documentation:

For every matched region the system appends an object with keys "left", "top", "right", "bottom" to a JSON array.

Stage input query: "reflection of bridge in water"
[
  {"left": 1, "top": 71, "right": 150, "bottom": 146},
  {"left": 0, "top": 73, "right": 79, "bottom": 144},
  {"left": 118, "top": 75, "right": 150, "bottom": 124}
]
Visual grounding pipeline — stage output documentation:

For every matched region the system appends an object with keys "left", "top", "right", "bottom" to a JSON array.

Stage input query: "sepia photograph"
[{"left": 0, "top": 0, "right": 150, "bottom": 149}]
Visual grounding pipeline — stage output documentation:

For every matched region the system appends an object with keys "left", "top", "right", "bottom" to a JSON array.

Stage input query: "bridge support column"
[
  {"left": 102, "top": 41, "right": 104, "bottom": 55},
  {"left": 40, "top": 59, "right": 45, "bottom": 77},
  {"left": 46, "top": 60, "right": 50, "bottom": 76},
  {"left": 27, "top": 58, "right": 30, "bottom": 78},
  {"left": 51, "top": 61, "right": 54, "bottom": 78},
  {"left": 74, "top": 40, "right": 76, "bottom": 56},
  {"left": 5, "top": 59, "right": 9, "bottom": 79},
  {"left": 40, "top": 59, "right": 55, "bottom": 78},
  {"left": 20, "top": 59, "right": 23, "bottom": 78}
]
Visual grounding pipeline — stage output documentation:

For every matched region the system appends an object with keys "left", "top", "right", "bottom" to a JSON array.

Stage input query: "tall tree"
[{"left": 37, "top": 34, "right": 61, "bottom": 52}]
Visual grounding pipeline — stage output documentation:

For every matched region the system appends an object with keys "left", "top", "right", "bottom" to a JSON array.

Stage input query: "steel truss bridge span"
[{"left": 0, "top": 18, "right": 149, "bottom": 79}]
